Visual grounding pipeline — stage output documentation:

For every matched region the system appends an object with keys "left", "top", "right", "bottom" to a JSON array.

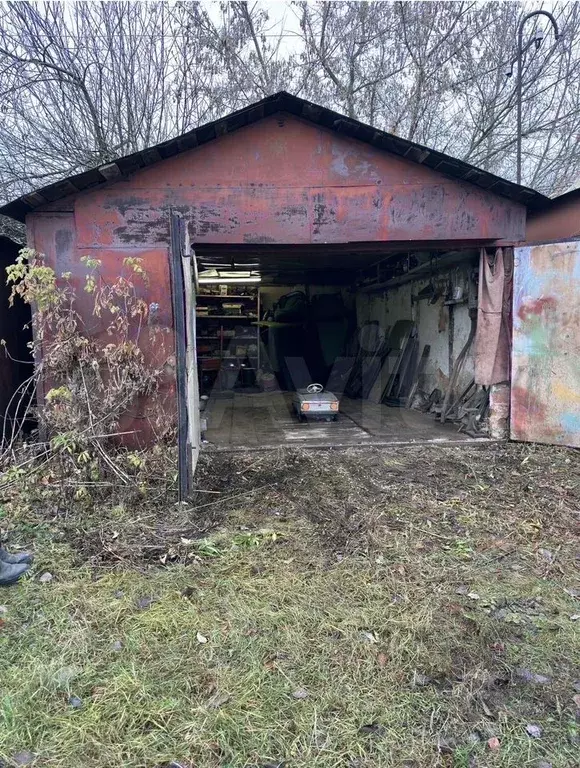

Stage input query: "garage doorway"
[{"left": 194, "top": 243, "right": 487, "bottom": 450}]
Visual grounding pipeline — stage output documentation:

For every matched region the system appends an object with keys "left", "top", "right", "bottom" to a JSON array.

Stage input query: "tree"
[{"left": 0, "top": 1, "right": 579, "bottom": 202}]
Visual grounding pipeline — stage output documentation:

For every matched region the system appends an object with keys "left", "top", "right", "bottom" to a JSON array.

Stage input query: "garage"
[
  {"left": 1, "top": 91, "right": 545, "bottom": 468},
  {"left": 194, "top": 242, "right": 483, "bottom": 449}
]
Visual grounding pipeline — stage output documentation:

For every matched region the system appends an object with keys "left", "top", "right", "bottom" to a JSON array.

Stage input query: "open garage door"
[
  {"left": 511, "top": 241, "right": 580, "bottom": 447},
  {"left": 169, "top": 211, "right": 200, "bottom": 496}
]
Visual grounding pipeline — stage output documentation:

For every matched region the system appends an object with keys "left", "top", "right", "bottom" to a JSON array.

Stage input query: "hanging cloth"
[{"left": 474, "top": 247, "right": 514, "bottom": 385}]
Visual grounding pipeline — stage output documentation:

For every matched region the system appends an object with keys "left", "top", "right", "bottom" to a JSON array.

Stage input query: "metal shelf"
[
  {"left": 196, "top": 314, "right": 256, "bottom": 320},
  {"left": 197, "top": 294, "right": 257, "bottom": 300}
]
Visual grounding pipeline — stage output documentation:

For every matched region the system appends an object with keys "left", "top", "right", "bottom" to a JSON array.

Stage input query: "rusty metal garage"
[{"left": 0, "top": 92, "right": 553, "bottom": 479}]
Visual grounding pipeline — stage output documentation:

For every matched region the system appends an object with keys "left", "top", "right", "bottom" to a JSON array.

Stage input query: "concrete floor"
[{"left": 203, "top": 392, "right": 479, "bottom": 449}]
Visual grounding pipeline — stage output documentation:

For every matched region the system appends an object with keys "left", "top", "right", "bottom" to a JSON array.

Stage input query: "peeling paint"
[{"left": 511, "top": 241, "right": 580, "bottom": 447}]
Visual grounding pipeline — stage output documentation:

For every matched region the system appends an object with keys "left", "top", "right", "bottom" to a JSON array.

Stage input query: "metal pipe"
[{"left": 516, "top": 10, "right": 559, "bottom": 185}]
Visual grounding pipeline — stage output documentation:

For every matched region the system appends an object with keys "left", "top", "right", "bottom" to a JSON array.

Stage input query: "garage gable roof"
[{"left": 0, "top": 90, "right": 549, "bottom": 222}]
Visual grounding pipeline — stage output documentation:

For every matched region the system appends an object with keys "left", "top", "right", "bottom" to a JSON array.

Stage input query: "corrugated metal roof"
[{"left": 0, "top": 91, "right": 550, "bottom": 222}]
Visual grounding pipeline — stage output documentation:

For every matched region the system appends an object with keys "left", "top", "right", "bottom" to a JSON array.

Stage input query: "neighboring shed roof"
[{"left": 0, "top": 91, "right": 550, "bottom": 222}]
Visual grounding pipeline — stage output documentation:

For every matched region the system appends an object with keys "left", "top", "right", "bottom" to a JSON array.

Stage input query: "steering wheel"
[{"left": 306, "top": 383, "right": 324, "bottom": 394}]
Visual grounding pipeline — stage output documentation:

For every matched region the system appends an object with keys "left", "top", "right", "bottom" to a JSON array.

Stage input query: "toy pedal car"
[{"left": 293, "top": 383, "right": 340, "bottom": 421}]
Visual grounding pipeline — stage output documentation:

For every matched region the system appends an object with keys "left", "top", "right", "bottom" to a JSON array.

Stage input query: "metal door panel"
[{"left": 511, "top": 241, "right": 580, "bottom": 446}]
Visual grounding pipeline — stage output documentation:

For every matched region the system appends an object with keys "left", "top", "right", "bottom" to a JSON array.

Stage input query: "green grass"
[{"left": 0, "top": 444, "right": 579, "bottom": 767}]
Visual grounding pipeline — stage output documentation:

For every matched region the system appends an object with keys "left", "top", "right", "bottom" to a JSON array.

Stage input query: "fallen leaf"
[
  {"left": 570, "top": 614, "right": 580, "bottom": 621},
  {"left": 572, "top": 694, "right": 580, "bottom": 708},
  {"left": 412, "top": 672, "right": 431, "bottom": 688},
  {"left": 456, "top": 585, "right": 469, "bottom": 595},
  {"left": 377, "top": 652, "right": 388, "bottom": 668},
  {"left": 487, "top": 737, "right": 500, "bottom": 752},
  {"left": 111, "top": 640, "right": 123, "bottom": 652},
  {"left": 110, "top": 530, "right": 119, "bottom": 541},
  {"left": 181, "top": 537, "right": 194, "bottom": 546},
  {"left": 291, "top": 687, "right": 309, "bottom": 700},
  {"left": 196, "top": 632, "right": 208, "bottom": 644},
  {"left": 68, "top": 695, "right": 82, "bottom": 709},
  {"left": 207, "top": 691, "right": 230, "bottom": 709},
  {"left": 564, "top": 587, "right": 579, "bottom": 599},
  {"left": 361, "top": 630, "right": 378, "bottom": 643},
  {"left": 0, "top": 605, "right": 7, "bottom": 614},
  {"left": 525, "top": 724, "right": 542, "bottom": 739},
  {"left": 467, "top": 592, "right": 480, "bottom": 600},
  {"left": 135, "top": 596, "right": 154, "bottom": 610},
  {"left": 39, "top": 572, "right": 53, "bottom": 584},
  {"left": 538, "top": 548, "right": 554, "bottom": 563}
]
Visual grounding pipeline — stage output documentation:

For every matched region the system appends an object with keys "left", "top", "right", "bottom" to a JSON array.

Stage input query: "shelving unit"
[{"left": 196, "top": 286, "right": 261, "bottom": 392}]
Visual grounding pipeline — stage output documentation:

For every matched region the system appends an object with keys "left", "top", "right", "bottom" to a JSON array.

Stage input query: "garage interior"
[{"left": 195, "top": 243, "right": 487, "bottom": 449}]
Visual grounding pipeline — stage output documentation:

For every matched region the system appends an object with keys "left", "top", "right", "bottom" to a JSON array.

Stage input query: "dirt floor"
[{"left": 0, "top": 443, "right": 579, "bottom": 768}]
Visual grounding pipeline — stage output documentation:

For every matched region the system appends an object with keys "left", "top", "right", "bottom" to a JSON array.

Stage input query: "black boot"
[
  {"left": 0, "top": 560, "right": 29, "bottom": 586},
  {"left": 0, "top": 548, "right": 33, "bottom": 565}
]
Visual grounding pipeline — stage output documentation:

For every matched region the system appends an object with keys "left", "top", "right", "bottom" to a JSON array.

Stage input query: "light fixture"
[
  {"left": 535, "top": 27, "right": 544, "bottom": 49},
  {"left": 198, "top": 276, "right": 262, "bottom": 285}
]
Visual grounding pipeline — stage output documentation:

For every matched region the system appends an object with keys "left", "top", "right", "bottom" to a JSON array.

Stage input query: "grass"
[{"left": 0, "top": 443, "right": 579, "bottom": 767}]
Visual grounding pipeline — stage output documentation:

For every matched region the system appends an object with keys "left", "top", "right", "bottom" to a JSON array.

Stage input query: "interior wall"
[{"left": 356, "top": 264, "right": 477, "bottom": 395}]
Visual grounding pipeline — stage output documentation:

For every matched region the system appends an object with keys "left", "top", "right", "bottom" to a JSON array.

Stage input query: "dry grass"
[{"left": 0, "top": 443, "right": 579, "bottom": 768}]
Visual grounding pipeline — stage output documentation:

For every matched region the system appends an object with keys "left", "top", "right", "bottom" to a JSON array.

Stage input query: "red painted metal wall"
[
  {"left": 64, "top": 114, "right": 525, "bottom": 248},
  {"left": 28, "top": 214, "right": 176, "bottom": 446},
  {"left": 526, "top": 192, "right": 580, "bottom": 244},
  {"left": 27, "top": 113, "right": 527, "bottom": 443}
]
